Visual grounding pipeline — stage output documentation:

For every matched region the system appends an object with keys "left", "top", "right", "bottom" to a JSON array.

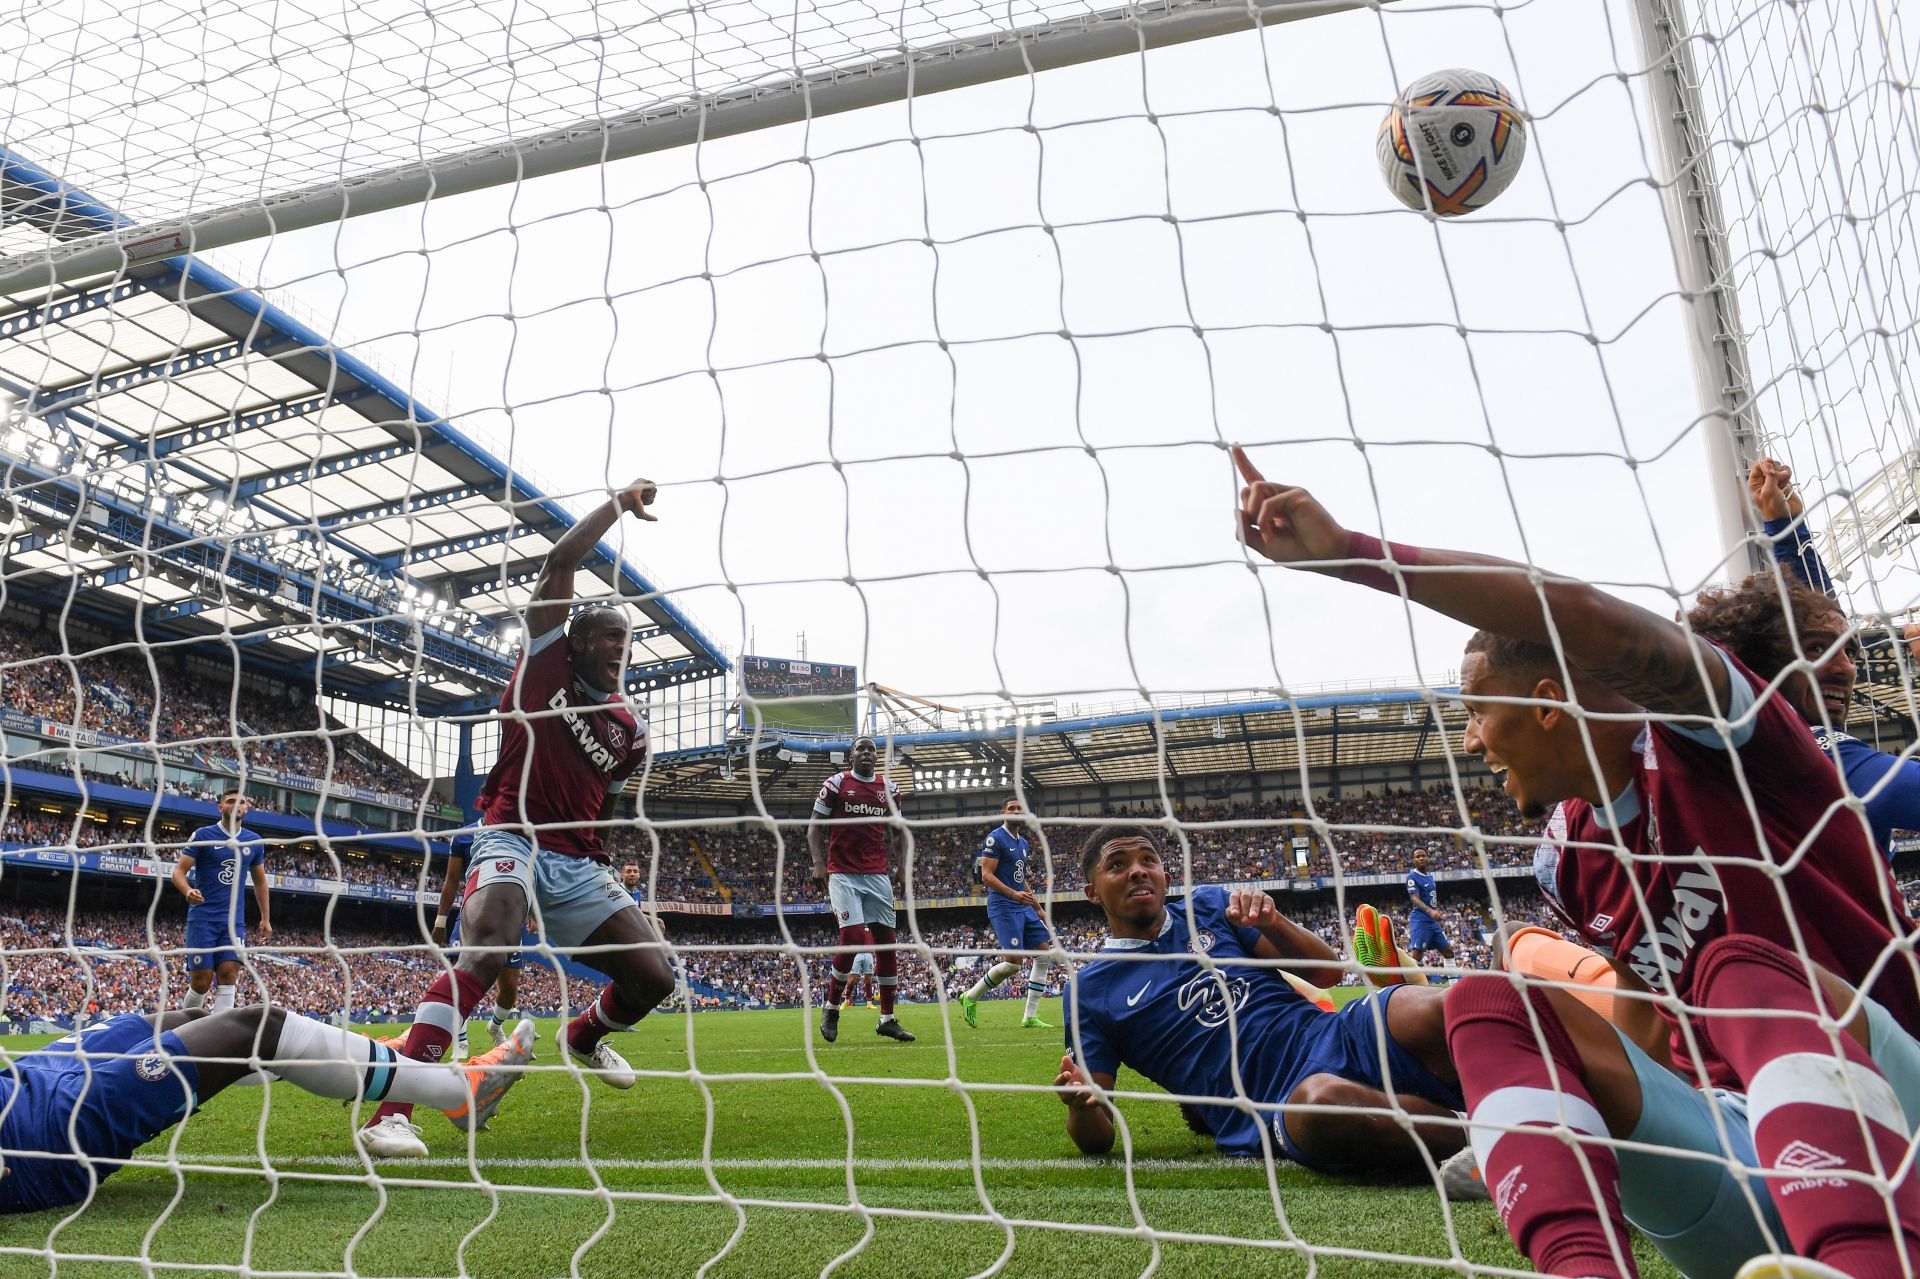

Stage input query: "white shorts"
[
  {"left": 850, "top": 953, "right": 876, "bottom": 975},
  {"left": 467, "top": 827, "right": 635, "bottom": 951},
  {"left": 827, "top": 872, "right": 896, "bottom": 930}
]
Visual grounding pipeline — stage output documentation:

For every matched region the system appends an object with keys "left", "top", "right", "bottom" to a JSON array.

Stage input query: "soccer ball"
[{"left": 1376, "top": 69, "right": 1527, "bottom": 217}]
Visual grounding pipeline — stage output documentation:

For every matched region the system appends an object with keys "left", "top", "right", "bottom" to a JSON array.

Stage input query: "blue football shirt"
[
  {"left": 183, "top": 823, "right": 265, "bottom": 924},
  {"left": 981, "top": 825, "right": 1032, "bottom": 896},
  {"left": 1060, "top": 885, "right": 1324, "bottom": 1155},
  {"left": 1813, "top": 726, "right": 1920, "bottom": 861},
  {"left": 1405, "top": 867, "right": 1437, "bottom": 912}
]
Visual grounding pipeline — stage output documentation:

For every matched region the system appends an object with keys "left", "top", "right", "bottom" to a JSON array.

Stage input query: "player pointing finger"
[{"left": 1231, "top": 447, "right": 1350, "bottom": 565}]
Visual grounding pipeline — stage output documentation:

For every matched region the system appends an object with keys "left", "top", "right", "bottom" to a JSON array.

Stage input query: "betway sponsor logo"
[
  {"left": 1627, "top": 864, "right": 1722, "bottom": 989},
  {"left": 548, "top": 687, "right": 622, "bottom": 774},
  {"left": 841, "top": 802, "right": 890, "bottom": 817}
]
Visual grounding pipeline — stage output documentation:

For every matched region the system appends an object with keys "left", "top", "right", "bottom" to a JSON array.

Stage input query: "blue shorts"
[
  {"left": 986, "top": 900, "right": 1050, "bottom": 953},
  {"left": 0, "top": 1015, "right": 198, "bottom": 1214},
  {"left": 1272, "top": 986, "right": 1464, "bottom": 1172},
  {"left": 447, "top": 914, "right": 527, "bottom": 971},
  {"left": 1406, "top": 914, "right": 1450, "bottom": 953},
  {"left": 183, "top": 913, "right": 243, "bottom": 971}
]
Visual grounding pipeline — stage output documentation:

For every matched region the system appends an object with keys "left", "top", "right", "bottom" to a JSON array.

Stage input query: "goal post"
[{"left": 0, "top": 0, "right": 1377, "bottom": 299}]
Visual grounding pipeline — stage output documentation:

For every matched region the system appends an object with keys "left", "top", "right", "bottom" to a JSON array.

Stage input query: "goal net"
[{"left": 0, "top": 0, "right": 1915, "bottom": 1270}]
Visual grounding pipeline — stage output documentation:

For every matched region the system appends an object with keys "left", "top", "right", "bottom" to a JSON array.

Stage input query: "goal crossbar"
[{"left": 0, "top": 0, "right": 1375, "bottom": 298}]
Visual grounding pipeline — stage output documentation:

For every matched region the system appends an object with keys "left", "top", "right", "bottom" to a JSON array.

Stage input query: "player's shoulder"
[
  {"left": 1533, "top": 802, "right": 1577, "bottom": 910},
  {"left": 819, "top": 770, "right": 848, "bottom": 792},
  {"left": 1812, "top": 723, "right": 1866, "bottom": 754},
  {"left": 1184, "top": 884, "right": 1234, "bottom": 924}
]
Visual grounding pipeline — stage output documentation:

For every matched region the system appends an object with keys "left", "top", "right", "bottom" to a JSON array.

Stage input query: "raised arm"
[
  {"left": 1233, "top": 449, "right": 1732, "bottom": 720},
  {"left": 1749, "top": 458, "right": 1836, "bottom": 597},
  {"left": 520, "top": 478, "right": 658, "bottom": 639}
]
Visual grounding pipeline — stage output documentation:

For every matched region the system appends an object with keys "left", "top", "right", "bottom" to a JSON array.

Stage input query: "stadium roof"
[
  {"left": 0, "top": 148, "right": 728, "bottom": 714},
  {"left": 648, "top": 671, "right": 1920, "bottom": 808}
]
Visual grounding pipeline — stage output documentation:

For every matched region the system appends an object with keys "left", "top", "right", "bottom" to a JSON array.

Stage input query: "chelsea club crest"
[
  {"left": 1191, "top": 929, "right": 1216, "bottom": 954},
  {"left": 134, "top": 1054, "right": 171, "bottom": 1083}
]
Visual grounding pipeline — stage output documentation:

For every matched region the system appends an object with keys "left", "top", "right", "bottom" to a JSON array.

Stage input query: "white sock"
[
  {"left": 1024, "top": 959, "right": 1051, "bottom": 1020},
  {"left": 966, "top": 962, "right": 1020, "bottom": 1001},
  {"left": 271, "top": 1012, "right": 469, "bottom": 1111},
  {"left": 182, "top": 987, "right": 206, "bottom": 1011},
  {"left": 492, "top": 1006, "right": 518, "bottom": 1025},
  {"left": 209, "top": 984, "right": 236, "bottom": 1013}
]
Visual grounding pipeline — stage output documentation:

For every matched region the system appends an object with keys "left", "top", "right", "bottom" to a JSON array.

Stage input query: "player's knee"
[
  {"left": 621, "top": 948, "right": 675, "bottom": 1006},
  {"left": 455, "top": 949, "right": 507, "bottom": 986},
  {"left": 1284, "top": 1074, "right": 1378, "bottom": 1162},
  {"left": 1389, "top": 986, "right": 1449, "bottom": 1057}
]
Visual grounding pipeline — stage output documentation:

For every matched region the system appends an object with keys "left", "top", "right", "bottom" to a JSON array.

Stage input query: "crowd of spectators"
[
  {"left": 13, "top": 870, "right": 1920, "bottom": 1021},
  {"left": 1, "top": 779, "right": 1537, "bottom": 916},
  {"left": 0, "top": 624, "right": 424, "bottom": 797},
  {"left": 0, "top": 906, "right": 602, "bottom": 1024}
]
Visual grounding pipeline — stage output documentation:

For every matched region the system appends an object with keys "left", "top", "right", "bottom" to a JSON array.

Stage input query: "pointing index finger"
[{"left": 1231, "top": 446, "right": 1266, "bottom": 487}]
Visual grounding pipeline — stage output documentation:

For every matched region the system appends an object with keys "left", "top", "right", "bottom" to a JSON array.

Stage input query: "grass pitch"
[{"left": 0, "top": 1000, "right": 1684, "bottom": 1279}]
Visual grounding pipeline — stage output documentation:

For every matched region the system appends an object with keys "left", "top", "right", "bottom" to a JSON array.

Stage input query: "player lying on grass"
[
  {"left": 1680, "top": 457, "right": 1920, "bottom": 860},
  {"left": 1231, "top": 447, "right": 1920, "bottom": 1278},
  {"left": 0, "top": 1006, "right": 533, "bottom": 1214},
  {"left": 958, "top": 799, "right": 1056, "bottom": 1030},
  {"left": 1053, "top": 824, "right": 1466, "bottom": 1173},
  {"left": 360, "top": 477, "right": 675, "bottom": 1159}
]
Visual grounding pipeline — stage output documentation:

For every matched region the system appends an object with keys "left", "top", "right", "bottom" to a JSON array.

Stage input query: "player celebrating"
[
  {"left": 809, "top": 734, "right": 914, "bottom": 1044},
  {"left": 431, "top": 832, "right": 529, "bottom": 1053},
  {"left": 1401, "top": 847, "right": 1453, "bottom": 974},
  {"left": 958, "top": 799, "right": 1055, "bottom": 1030},
  {"left": 0, "top": 1005, "right": 533, "bottom": 1214},
  {"left": 1232, "top": 448, "right": 1920, "bottom": 1277},
  {"left": 358, "top": 477, "right": 675, "bottom": 1159},
  {"left": 171, "top": 788, "right": 270, "bottom": 1013},
  {"left": 1054, "top": 825, "right": 1466, "bottom": 1171},
  {"left": 1682, "top": 456, "right": 1920, "bottom": 859}
]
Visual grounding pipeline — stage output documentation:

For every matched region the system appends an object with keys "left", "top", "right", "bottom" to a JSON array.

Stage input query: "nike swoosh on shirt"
[{"left": 1126, "top": 981, "right": 1152, "bottom": 1007}]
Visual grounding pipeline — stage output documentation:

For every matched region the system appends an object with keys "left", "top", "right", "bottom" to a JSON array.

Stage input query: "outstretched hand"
[
  {"left": 615, "top": 478, "right": 659, "bottom": 522},
  {"left": 1054, "top": 1055, "right": 1104, "bottom": 1111},
  {"left": 1232, "top": 448, "right": 1350, "bottom": 566}
]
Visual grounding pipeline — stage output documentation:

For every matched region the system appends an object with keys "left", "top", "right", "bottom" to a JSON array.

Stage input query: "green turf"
[{"left": 0, "top": 1001, "right": 1684, "bottom": 1279}]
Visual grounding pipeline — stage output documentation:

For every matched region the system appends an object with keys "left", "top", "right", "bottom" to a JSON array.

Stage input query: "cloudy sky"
[{"left": 147, "top": 0, "right": 1914, "bottom": 713}]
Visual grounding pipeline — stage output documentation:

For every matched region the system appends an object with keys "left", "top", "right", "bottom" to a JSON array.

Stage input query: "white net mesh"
[{"left": 1, "top": 0, "right": 1917, "bottom": 1271}]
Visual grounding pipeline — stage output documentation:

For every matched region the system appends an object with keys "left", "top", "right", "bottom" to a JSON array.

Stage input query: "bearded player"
[
  {"left": 809, "top": 735, "right": 914, "bottom": 1044},
  {"left": 171, "top": 789, "right": 270, "bottom": 1013},
  {"left": 958, "top": 799, "right": 1055, "bottom": 1030},
  {"left": 358, "top": 477, "right": 674, "bottom": 1159},
  {"left": 1233, "top": 448, "right": 1920, "bottom": 1279}
]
